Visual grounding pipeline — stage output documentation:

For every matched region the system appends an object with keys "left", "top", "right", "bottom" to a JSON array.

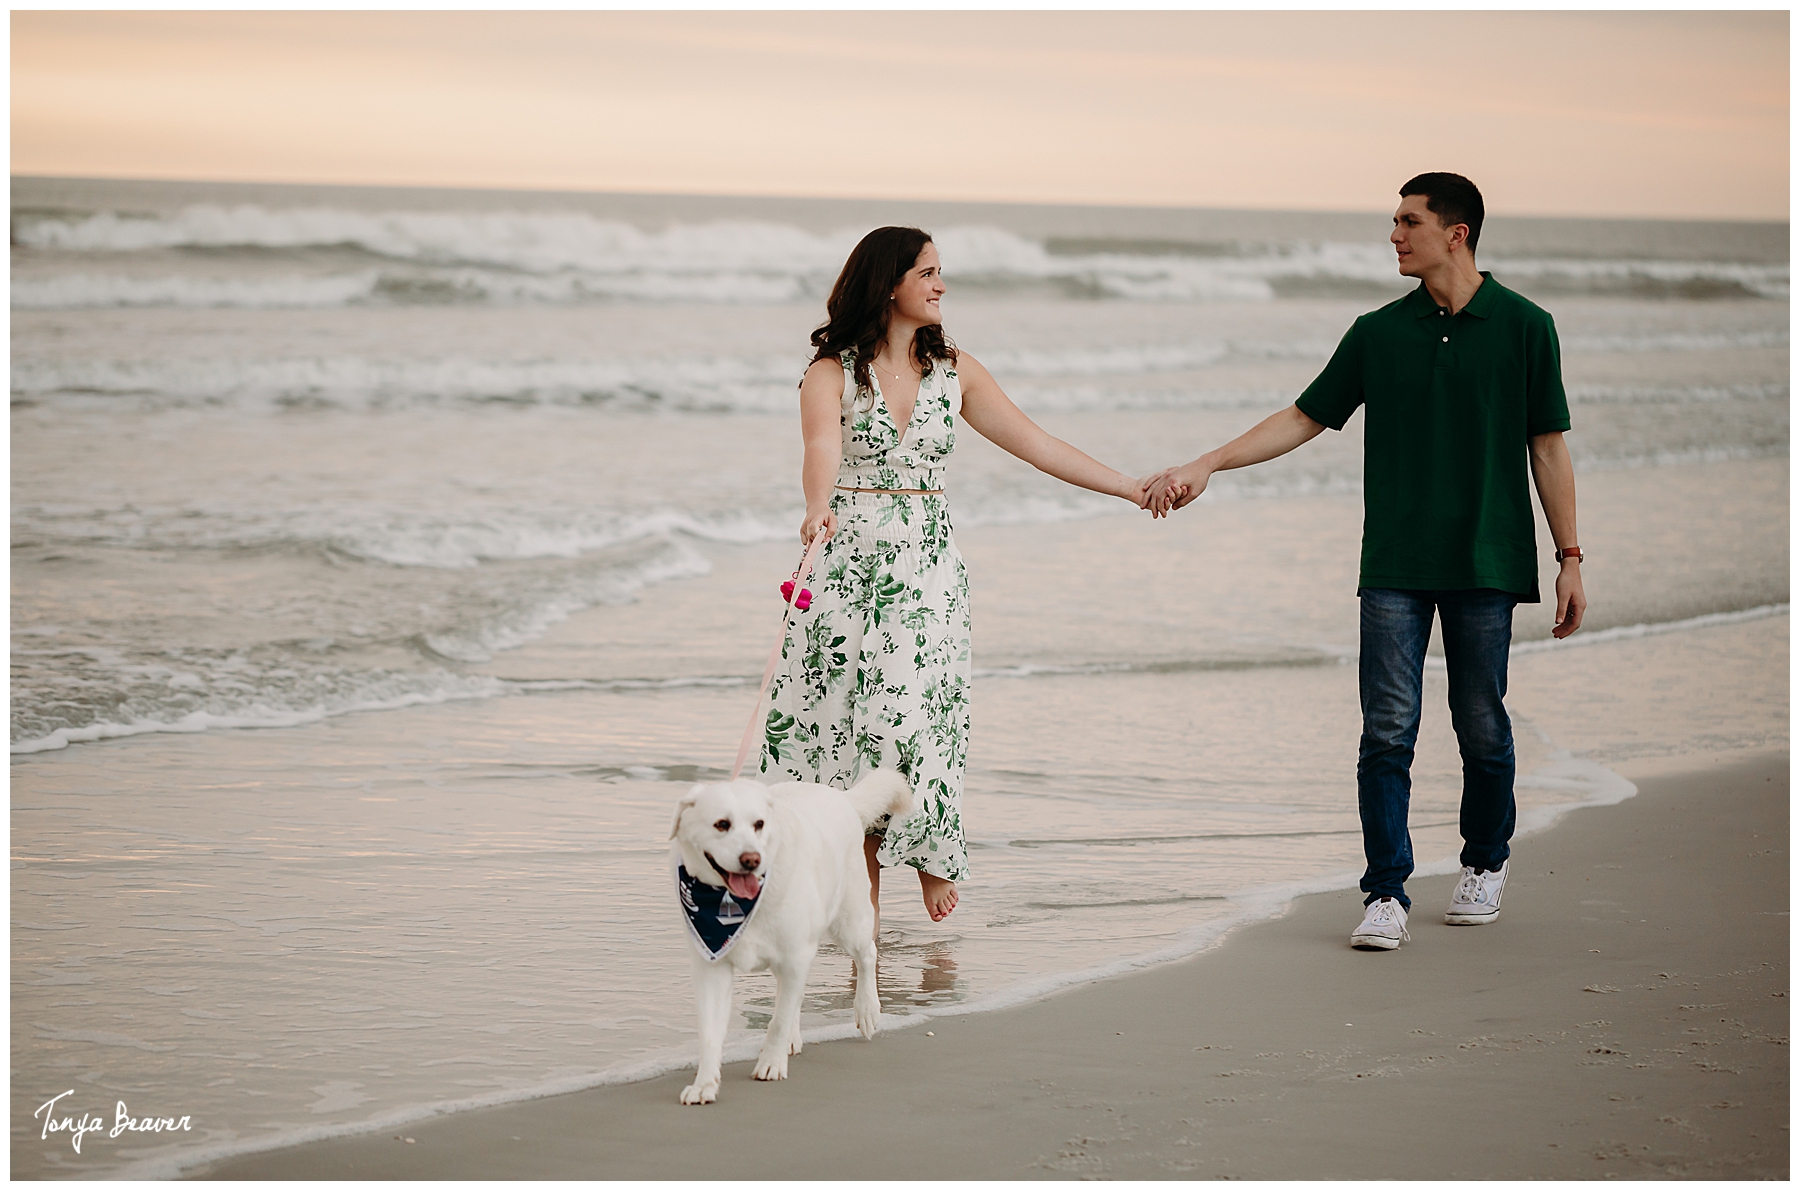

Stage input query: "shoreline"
[
  {"left": 190, "top": 748, "right": 1788, "bottom": 1180},
  {"left": 65, "top": 744, "right": 1616, "bottom": 1177}
]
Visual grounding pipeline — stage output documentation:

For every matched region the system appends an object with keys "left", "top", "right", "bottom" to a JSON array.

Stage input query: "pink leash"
[{"left": 730, "top": 533, "right": 828, "bottom": 781}]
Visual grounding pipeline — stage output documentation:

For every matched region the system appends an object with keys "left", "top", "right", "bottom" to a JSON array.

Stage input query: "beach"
[
  {"left": 10, "top": 177, "right": 1788, "bottom": 1178},
  {"left": 194, "top": 749, "right": 1788, "bottom": 1180},
  {"left": 17, "top": 568, "right": 1787, "bottom": 1179}
]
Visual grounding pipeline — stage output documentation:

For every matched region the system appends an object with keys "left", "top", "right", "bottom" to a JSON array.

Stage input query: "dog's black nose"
[{"left": 739, "top": 851, "right": 761, "bottom": 871}]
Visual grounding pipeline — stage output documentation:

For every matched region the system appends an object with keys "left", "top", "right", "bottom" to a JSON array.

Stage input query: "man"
[{"left": 1148, "top": 172, "right": 1587, "bottom": 950}]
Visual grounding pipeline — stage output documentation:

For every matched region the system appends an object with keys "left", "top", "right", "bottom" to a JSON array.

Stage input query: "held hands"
[
  {"left": 1133, "top": 406, "right": 1319, "bottom": 519},
  {"left": 1136, "top": 459, "right": 1214, "bottom": 518}
]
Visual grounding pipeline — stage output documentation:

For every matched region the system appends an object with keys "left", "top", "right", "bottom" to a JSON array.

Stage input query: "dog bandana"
[{"left": 676, "top": 864, "right": 764, "bottom": 962}]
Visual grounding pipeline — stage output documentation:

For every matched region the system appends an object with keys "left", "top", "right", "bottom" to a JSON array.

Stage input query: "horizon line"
[{"left": 12, "top": 172, "right": 1788, "bottom": 229}]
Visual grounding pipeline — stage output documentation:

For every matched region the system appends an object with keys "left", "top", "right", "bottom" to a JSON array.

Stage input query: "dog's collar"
[{"left": 676, "top": 862, "right": 765, "bottom": 963}]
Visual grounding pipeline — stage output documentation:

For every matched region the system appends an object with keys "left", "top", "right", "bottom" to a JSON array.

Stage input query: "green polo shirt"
[{"left": 1295, "top": 272, "right": 1570, "bottom": 603}]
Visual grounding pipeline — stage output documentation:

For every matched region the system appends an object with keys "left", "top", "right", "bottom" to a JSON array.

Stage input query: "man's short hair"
[{"left": 1399, "top": 173, "right": 1485, "bottom": 255}]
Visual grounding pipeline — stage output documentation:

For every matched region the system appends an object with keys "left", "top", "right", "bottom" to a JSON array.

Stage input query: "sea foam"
[{"left": 14, "top": 205, "right": 1788, "bottom": 309}]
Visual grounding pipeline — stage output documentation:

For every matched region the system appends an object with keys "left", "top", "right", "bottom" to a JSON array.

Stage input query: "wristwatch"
[{"left": 1555, "top": 546, "right": 1583, "bottom": 563}]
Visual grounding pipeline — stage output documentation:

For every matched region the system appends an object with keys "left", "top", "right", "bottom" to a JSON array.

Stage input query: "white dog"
[{"left": 669, "top": 769, "right": 913, "bottom": 1105}]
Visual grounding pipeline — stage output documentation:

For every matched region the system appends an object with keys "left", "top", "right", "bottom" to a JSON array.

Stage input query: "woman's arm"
[
  {"left": 956, "top": 353, "right": 1147, "bottom": 505},
  {"left": 798, "top": 359, "right": 845, "bottom": 543}
]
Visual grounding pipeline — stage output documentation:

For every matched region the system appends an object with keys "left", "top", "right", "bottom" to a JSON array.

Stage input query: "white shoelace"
[
  {"left": 1453, "top": 869, "right": 1486, "bottom": 904},
  {"left": 1365, "top": 899, "right": 1410, "bottom": 940}
]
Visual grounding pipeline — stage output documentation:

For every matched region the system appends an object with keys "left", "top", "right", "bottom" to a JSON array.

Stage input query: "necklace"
[{"left": 870, "top": 350, "right": 910, "bottom": 384}]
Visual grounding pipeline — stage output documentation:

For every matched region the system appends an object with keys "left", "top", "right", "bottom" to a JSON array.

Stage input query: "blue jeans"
[{"left": 1357, "top": 588, "right": 1518, "bottom": 909}]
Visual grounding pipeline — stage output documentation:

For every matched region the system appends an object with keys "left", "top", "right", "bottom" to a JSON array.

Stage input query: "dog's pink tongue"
[{"left": 726, "top": 872, "right": 761, "bottom": 900}]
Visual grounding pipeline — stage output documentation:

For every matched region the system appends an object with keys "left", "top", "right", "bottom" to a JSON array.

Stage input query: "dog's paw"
[
  {"left": 788, "top": 1036, "right": 804, "bottom": 1056},
  {"left": 679, "top": 1079, "right": 718, "bottom": 1105},
  {"left": 751, "top": 1050, "right": 789, "bottom": 1081},
  {"left": 855, "top": 996, "right": 880, "bottom": 1039}
]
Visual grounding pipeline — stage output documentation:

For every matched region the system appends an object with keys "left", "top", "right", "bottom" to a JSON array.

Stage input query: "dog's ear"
[{"left": 668, "top": 786, "right": 702, "bottom": 841}]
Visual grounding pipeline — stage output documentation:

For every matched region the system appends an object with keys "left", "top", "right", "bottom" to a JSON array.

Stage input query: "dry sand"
[{"left": 196, "top": 748, "right": 1788, "bottom": 1180}]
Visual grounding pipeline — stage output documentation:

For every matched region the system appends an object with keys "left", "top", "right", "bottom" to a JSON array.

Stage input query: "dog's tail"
[{"left": 843, "top": 769, "right": 915, "bottom": 831}]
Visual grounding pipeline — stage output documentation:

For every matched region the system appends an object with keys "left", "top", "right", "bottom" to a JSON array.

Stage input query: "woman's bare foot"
[{"left": 919, "top": 871, "right": 957, "bottom": 922}]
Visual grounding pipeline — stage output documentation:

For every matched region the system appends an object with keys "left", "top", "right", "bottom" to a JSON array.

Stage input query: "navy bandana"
[{"left": 676, "top": 863, "right": 764, "bottom": 962}]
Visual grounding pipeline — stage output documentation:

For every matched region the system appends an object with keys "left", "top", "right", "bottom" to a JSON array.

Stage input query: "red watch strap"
[{"left": 1555, "top": 546, "right": 1583, "bottom": 563}]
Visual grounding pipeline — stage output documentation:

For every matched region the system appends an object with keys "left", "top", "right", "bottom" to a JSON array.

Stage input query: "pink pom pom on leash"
[{"left": 732, "top": 535, "right": 826, "bottom": 780}]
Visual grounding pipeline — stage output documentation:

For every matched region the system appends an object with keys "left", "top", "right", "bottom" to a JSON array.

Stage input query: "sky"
[{"left": 10, "top": 10, "right": 1790, "bottom": 220}]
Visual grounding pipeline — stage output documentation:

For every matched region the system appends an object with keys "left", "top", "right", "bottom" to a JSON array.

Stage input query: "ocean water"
[{"left": 10, "top": 176, "right": 1789, "bottom": 1177}]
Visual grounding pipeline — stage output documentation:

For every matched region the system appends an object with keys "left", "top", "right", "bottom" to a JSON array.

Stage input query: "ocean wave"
[
  {"left": 16, "top": 350, "right": 1781, "bottom": 417},
  {"left": 1492, "top": 257, "right": 1788, "bottom": 301},
  {"left": 1567, "top": 381, "right": 1788, "bottom": 404},
  {"left": 13, "top": 500, "right": 799, "bottom": 567},
  {"left": 987, "top": 603, "right": 1791, "bottom": 682},
  {"left": 419, "top": 544, "right": 712, "bottom": 662},
  {"left": 1571, "top": 443, "right": 1788, "bottom": 471},
  {"left": 1561, "top": 329, "right": 1788, "bottom": 353},
  {"left": 0, "top": 639, "right": 1315, "bottom": 758},
  {"left": 1411, "top": 604, "right": 1789, "bottom": 674},
  {"left": 14, "top": 558, "right": 1782, "bottom": 756},
  {"left": 10, "top": 271, "right": 385, "bottom": 310},
  {"left": 15, "top": 419, "right": 1781, "bottom": 574},
  {"left": 10, "top": 486, "right": 1154, "bottom": 571},
  {"left": 9, "top": 341, "right": 1313, "bottom": 412},
  {"left": 974, "top": 654, "right": 1349, "bottom": 681},
  {"left": 981, "top": 342, "right": 1228, "bottom": 377},
  {"left": 11, "top": 480, "right": 1349, "bottom": 569},
  {"left": 12, "top": 205, "right": 851, "bottom": 273},
  {"left": 15, "top": 206, "right": 1786, "bottom": 308},
  {"left": 9, "top": 535, "right": 717, "bottom": 749},
  {"left": 10, "top": 352, "right": 809, "bottom": 413},
  {"left": 7, "top": 265, "right": 814, "bottom": 309},
  {"left": 1507, "top": 603, "right": 1788, "bottom": 654},
  {"left": 9, "top": 663, "right": 510, "bottom": 754}
]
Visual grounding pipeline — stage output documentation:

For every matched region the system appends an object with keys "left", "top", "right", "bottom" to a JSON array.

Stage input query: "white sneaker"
[
  {"left": 1350, "top": 897, "right": 1410, "bottom": 950},
  {"left": 1445, "top": 861, "right": 1508, "bottom": 925}
]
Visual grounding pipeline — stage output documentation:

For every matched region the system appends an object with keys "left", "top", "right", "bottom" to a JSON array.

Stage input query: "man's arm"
[
  {"left": 1146, "top": 404, "right": 1326, "bottom": 516},
  {"left": 1529, "top": 430, "right": 1586, "bottom": 638}
]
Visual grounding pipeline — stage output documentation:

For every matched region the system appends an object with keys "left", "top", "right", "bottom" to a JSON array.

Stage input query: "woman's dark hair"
[
  {"left": 809, "top": 226, "right": 957, "bottom": 396},
  {"left": 1399, "top": 172, "right": 1485, "bottom": 255}
]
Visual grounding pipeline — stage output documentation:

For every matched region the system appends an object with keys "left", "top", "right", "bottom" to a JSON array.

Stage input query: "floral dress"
[{"left": 759, "top": 350, "right": 971, "bottom": 882}]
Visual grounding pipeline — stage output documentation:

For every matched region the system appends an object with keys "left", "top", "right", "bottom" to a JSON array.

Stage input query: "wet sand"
[{"left": 196, "top": 748, "right": 1788, "bottom": 1180}]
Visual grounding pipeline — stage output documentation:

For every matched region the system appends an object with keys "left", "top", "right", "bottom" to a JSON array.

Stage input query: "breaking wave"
[
  {"left": 14, "top": 205, "right": 1789, "bottom": 308},
  {"left": 15, "top": 350, "right": 1786, "bottom": 416}
]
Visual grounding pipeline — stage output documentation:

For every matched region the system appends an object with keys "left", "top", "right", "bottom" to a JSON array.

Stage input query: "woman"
[{"left": 760, "top": 226, "right": 1148, "bottom": 927}]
